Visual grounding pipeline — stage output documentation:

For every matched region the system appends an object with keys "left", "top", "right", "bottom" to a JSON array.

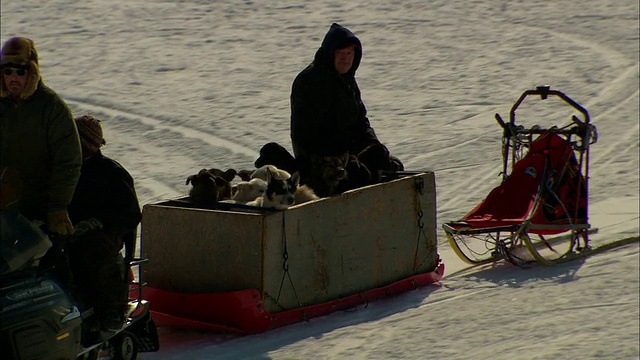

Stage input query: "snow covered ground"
[{"left": 2, "top": 0, "right": 638, "bottom": 358}]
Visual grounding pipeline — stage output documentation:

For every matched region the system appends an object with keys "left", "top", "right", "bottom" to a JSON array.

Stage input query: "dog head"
[
  {"left": 186, "top": 169, "right": 228, "bottom": 204},
  {"left": 206, "top": 168, "right": 237, "bottom": 182},
  {"left": 255, "top": 142, "right": 298, "bottom": 175},
  {"left": 205, "top": 168, "right": 236, "bottom": 200},
  {"left": 232, "top": 178, "right": 268, "bottom": 203},
  {"left": 263, "top": 167, "right": 299, "bottom": 210},
  {"left": 311, "top": 153, "right": 349, "bottom": 187},
  {"left": 236, "top": 169, "right": 253, "bottom": 182}
]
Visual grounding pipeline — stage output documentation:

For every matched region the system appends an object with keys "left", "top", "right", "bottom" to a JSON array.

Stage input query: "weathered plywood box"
[{"left": 141, "top": 172, "right": 437, "bottom": 313}]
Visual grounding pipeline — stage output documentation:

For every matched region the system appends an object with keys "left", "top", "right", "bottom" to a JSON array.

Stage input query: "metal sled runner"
[{"left": 443, "top": 86, "right": 598, "bottom": 266}]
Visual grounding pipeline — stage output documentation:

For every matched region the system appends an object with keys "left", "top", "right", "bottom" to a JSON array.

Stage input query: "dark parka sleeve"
[{"left": 44, "top": 90, "right": 83, "bottom": 211}]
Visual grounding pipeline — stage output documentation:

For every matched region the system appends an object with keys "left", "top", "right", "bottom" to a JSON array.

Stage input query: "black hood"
[{"left": 313, "top": 23, "right": 362, "bottom": 75}]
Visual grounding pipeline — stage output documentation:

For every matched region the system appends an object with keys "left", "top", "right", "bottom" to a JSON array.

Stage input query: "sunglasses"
[{"left": 2, "top": 68, "right": 27, "bottom": 77}]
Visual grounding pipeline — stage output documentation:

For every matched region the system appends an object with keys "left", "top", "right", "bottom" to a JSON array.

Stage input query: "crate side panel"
[
  {"left": 141, "top": 205, "right": 264, "bottom": 293},
  {"left": 261, "top": 173, "right": 438, "bottom": 312}
]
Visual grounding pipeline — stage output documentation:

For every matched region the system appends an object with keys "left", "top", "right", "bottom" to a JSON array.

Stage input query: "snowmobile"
[
  {"left": 443, "top": 86, "right": 598, "bottom": 266},
  {"left": 0, "top": 208, "right": 159, "bottom": 360}
]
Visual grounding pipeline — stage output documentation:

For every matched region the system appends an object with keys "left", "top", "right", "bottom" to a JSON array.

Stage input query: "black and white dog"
[{"left": 246, "top": 167, "right": 299, "bottom": 210}]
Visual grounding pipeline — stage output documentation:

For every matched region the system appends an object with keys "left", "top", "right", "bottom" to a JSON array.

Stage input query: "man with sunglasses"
[{"left": 0, "top": 37, "right": 81, "bottom": 242}]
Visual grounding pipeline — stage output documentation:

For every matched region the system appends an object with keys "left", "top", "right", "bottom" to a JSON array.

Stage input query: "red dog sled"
[{"left": 443, "top": 86, "right": 598, "bottom": 266}]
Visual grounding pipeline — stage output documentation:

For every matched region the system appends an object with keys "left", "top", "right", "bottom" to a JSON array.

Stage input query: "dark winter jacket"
[
  {"left": 0, "top": 82, "right": 82, "bottom": 221},
  {"left": 68, "top": 153, "right": 141, "bottom": 249},
  {"left": 290, "top": 23, "right": 381, "bottom": 160}
]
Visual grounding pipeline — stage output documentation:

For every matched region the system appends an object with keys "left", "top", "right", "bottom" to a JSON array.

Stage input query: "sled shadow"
[
  {"left": 141, "top": 282, "right": 443, "bottom": 359},
  {"left": 455, "top": 256, "right": 587, "bottom": 289}
]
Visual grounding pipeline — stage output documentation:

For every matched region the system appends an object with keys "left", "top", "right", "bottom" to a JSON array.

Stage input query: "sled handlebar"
[
  {"left": 494, "top": 117, "right": 587, "bottom": 137},
  {"left": 494, "top": 86, "right": 596, "bottom": 143},
  {"left": 508, "top": 85, "right": 591, "bottom": 125}
]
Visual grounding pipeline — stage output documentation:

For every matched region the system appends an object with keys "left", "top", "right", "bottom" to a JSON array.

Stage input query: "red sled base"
[{"left": 143, "top": 262, "right": 444, "bottom": 334}]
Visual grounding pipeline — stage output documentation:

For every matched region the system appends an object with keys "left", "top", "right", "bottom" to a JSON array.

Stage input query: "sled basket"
[{"left": 444, "top": 86, "right": 597, "bottom": 266}]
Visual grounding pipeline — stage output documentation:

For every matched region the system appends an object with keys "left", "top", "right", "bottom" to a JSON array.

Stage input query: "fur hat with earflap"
[{"left": 0, "top": 37, "right": 41, "bottom": 100}]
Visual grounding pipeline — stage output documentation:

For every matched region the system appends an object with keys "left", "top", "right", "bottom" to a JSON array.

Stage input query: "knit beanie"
[
  {"left": 75, "top": 114, "right": 106, "bottom": 153},
  {"left": 0, "top": 37, "right": 41, "bottom": 99}
]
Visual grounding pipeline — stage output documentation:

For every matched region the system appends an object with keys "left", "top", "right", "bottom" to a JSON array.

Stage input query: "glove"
[
  {"left": 46, "top": 209, "right": 75, "bottom": 236},
  {"left": 74, "top": 218, "right": 103, "bottom": 237}
]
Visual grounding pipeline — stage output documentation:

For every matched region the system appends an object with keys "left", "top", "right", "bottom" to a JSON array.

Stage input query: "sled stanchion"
[
  {"left": 495, "top": 113, "right": 507, "bottom": 128},
  {"left": 496, "top": 113, "right": 511, "bottom": 182}
]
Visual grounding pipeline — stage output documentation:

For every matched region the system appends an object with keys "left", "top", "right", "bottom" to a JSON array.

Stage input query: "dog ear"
[
  {"left": 236, "top": 169, "right": 251, "bottom": 181},
  {"left": 254, "top": 156, "right": 266, "bottom": 169},
  {"left": 290, "top": 171, "right": 300, "bottom": 187},
  {"left": 223, "top": 168, "right": 237, "bottom": 181},
  {"left": 187, "top": 168, "right": 209, "bottom": 185},
  {"left": 265, "top": 167, "right": 273, "bottom": 182},
  {"left": 340, "top": 152, "right": 350, "bottom": 165}
]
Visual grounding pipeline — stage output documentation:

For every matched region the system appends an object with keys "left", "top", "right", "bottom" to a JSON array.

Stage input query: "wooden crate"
[{"left": 141, "top": 172, "right": 437, "bottom": 313}]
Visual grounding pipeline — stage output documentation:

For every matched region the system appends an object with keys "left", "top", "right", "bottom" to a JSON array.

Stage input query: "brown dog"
[
  {"left": 303, "top": 153, "right": 350, "bottom": 197},
  {"left": 204, "top": 168, "right": 237, "bottom": 200},
  {"left": 186, "top": 169, "right": 228, "bottom": 204}
]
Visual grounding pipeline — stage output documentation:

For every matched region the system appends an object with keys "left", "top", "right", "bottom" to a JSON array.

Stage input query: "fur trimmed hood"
[{"left": 0, "top": 37, "right": 41, "bottom": 100}]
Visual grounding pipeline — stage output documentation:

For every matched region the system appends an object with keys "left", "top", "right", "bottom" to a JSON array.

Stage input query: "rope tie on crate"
[
  {"left": 413, "top": 177, "right": 428, "bottom": 272},
  {"left": 275, "top": 211, "right": 302, "bottom": 310}
]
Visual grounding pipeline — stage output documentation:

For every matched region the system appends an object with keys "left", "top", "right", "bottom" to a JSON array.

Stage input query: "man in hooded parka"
[{"left": 290, "top": 23, "right": 403, "bottom": 189}]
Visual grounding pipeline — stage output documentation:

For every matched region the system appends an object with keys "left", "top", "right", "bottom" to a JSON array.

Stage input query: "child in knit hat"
[
  {"left": 67, "top": 114, "right": 142, "bottom": 331},
  {"left": 75, "top": 114, "right": 107, "bottom": 159}
]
